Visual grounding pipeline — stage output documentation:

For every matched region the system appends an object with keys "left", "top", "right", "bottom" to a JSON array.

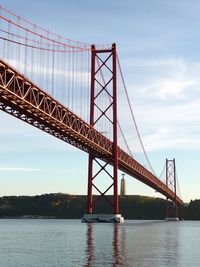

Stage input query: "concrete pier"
[
  {"left": 165, "top": 217, "right": 179, "bottom": 221},
  {"left": 82, "top": 213, "right": 124, "bottom": 223}
]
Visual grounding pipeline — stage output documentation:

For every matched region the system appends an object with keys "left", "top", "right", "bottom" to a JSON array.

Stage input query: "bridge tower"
[
  {"left": 165, "top": 159, "right": 179, "bottom": 221},
  {"left": 82, "top": 44, "right": 124, "bottom": 223}
]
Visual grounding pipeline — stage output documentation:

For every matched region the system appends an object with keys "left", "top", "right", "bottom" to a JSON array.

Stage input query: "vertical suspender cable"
[
  {"left": 52, "top": 45, "right": 55, "bottom": 96},
  {"left": 117, "top": 55, "right": 155, "bottom": 175}
]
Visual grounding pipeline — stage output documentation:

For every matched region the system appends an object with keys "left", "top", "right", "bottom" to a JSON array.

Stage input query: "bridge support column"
[
  {"left": 165, "top": 159, "right": 179, "bottom": 221},
  {"left": 82, "top": 44, "right": 124, "bottom": 223}
]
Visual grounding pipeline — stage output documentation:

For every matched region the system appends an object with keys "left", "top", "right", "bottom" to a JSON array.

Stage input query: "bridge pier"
[
  {"left": 165, "top": 200, "right": 179, "bottom": 221},
  {"left": 82, "top": 213, "right": 124, "bottom": 223}
]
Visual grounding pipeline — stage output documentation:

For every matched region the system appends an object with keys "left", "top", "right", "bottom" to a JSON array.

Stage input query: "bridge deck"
[{"left": 0, "top": 59, "right": 183, "bottom": 205}]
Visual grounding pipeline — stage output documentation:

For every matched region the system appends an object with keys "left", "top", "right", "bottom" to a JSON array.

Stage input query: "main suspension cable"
[{"left": 117, "top": 54, "right": 155, "bottom": 175}]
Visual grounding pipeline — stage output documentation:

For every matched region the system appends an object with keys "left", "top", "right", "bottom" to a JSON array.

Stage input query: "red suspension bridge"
[{"left": 0, "top": 6, "right": 183, "bottom": 222}]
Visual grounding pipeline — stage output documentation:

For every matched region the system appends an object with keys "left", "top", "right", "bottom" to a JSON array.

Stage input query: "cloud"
[
  {"left": 0, "top": 127, "right": 34, "bottom": 136},
  {"left": 0, "top": 166, "right": 40, "bottom": 172},
  {"left": 124, "top": 57, "right": 186, "bottom": 69},
  {"left": 149, "top": 78, "right": 195, "bottom": 100},
  {"left": 118, "top": 56, "right": 200, "bottom": 152},
  {"left": 131, "top": 98, "right": 200, "bottom": 151},
  {"left": 125, "top": 57, "right": 200, "bottom": 99},
  {"left": 0, "top": 112, "right": 78, "bottom": 153},
  {"left": 3, "top": 58, "right": 90, "bottom": 85}
]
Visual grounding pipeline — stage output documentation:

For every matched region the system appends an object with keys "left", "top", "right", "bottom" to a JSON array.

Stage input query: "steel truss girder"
[
  {"left": 0, "top": 59, "right": 183, "bottom": 206},
  {"left": 0, "top": 59, "right": 113, "bottom": 158}
]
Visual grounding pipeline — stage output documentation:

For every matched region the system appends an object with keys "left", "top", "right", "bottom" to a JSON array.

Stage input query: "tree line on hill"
[{"left": 0, "top": 193, "right": 199, "bottom": 220}]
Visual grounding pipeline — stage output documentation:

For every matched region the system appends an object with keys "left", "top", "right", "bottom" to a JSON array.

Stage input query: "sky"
[{"left": 0, "top": 0, "right": 200, "bottom": 202}]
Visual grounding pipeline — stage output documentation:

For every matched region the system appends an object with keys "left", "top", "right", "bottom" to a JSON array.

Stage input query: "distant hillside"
[{"left": 0, "top": 193, "right": 198, "bottom": 220}]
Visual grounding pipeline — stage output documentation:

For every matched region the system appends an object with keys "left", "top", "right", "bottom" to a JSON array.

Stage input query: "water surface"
[{"left": 0, "top": 219, "right": 199, "bottom": 266}]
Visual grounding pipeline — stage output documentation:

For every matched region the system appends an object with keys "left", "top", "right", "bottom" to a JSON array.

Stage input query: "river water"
[{"left": 0, "top": 219, "right": 199, "bottom": 266}]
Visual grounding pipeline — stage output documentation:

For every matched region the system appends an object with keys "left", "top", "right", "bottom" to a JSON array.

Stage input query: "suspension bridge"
[{"left": 0, "top": 6, "right": 183, "bottom": 222}]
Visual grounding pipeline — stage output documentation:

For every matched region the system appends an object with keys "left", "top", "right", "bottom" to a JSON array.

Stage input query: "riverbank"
[{"left": 0, "top": 193, "right": 198, "bottom": 220}]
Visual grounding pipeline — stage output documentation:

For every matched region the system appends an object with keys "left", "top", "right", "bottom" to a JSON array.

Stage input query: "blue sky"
[{"left": 0, "top": 0, "right": 200, "bottom": 202}]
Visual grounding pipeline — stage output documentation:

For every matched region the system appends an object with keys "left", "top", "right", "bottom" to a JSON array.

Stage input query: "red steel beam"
[
  {"left": 112, "top": 43, "right": 119, "bottom": 214},
  {"left": 0, "top": 59, "right": 183, "bottom": 205}
]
